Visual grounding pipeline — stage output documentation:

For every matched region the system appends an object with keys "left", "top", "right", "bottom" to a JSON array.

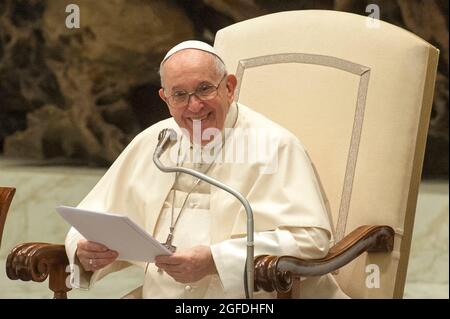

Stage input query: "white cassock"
[{"left": 65, "top": 102, "right": 348, "bottom": 298}]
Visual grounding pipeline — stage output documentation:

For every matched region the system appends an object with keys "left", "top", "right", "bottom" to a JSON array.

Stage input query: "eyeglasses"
[{"left": 163, "top": 74, "right": 227, "bottom": 108}]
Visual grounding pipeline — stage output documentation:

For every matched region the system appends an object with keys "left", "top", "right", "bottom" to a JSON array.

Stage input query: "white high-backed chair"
[{"left": 214, "top": 10, "right": 439, "bottom": 298}]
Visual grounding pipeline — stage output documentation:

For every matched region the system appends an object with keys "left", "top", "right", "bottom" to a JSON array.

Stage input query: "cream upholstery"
[{"left": 214, "top": 10, "right": 439, "bottom": 298}]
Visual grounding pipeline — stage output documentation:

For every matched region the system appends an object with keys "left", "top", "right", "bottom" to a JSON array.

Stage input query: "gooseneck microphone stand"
[{"left": 153, "top": 128, "right": 254, "bottom": 299}]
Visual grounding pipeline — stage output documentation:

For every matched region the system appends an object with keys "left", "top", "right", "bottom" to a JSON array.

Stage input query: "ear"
[
  {"left": 225, "top": 74, "right": 238, "bottom": 103},
  {"left": 159, "top": 88, "right": 168, "bottom": 104}
]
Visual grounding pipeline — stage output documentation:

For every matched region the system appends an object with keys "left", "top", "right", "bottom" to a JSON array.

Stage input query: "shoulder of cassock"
[
  {"left": 210, "top": 103, "right": 333, "bottom": 239},
  {"left": 76, "top": 117, "right": 179, "bottom": 225}
]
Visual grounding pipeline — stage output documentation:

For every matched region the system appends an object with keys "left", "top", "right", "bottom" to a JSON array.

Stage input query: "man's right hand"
[{"left": 76, "top": 240, "right": 118, "bottom": 272}]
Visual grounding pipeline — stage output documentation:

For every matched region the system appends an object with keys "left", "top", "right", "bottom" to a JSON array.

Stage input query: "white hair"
[{"left": 159, "top": 51, "right": 227, "bottom": 87}]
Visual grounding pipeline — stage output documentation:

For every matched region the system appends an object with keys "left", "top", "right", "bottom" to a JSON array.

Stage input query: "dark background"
[{"left": 0, "top": 0, "right": 448, "bottom": 179}]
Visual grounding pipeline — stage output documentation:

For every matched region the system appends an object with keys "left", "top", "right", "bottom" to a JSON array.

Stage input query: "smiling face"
[{"left": 159, "top": 49, "right": 237, "bottom": 145}]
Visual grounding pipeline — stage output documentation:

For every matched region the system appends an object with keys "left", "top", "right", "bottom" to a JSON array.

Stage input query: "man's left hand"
[{"left": 155, "top": 245, "right": 217, "bottom": 283}]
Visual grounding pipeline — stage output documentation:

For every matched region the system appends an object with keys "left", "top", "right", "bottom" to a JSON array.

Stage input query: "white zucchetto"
[{"left": 161, "top": 40, "right": 224, "bottom": 64}]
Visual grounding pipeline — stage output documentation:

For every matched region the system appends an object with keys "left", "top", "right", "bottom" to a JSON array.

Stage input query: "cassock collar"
[{"left": 224, "top": 101, "right": 239, "bottom": 131}]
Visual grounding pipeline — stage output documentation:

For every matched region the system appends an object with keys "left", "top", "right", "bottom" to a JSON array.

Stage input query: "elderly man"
[{"left": 66, "top": 40, "right": 347, "bottom": 298}]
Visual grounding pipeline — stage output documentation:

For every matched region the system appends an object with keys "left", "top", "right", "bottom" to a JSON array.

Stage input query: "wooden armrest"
[
  {"left": 0, "top": 187, "right": 16, "bottom": 247},
  {"left": 6, "top": 225, "right": 393, "bottom": 298},
  {"left": 254, "top": 225, "right": 394, "bottom": 294},
  {"left": 6, "top": 243, "right": 71, "bottom": 299}
]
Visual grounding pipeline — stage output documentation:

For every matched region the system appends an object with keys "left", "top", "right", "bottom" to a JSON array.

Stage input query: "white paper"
[{"left": 56, "top": 205, "right": 172, "bottom": 262}]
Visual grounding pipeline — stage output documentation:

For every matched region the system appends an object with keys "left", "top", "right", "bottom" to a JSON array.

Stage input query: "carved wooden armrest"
[
  {"left": 6, "top": 242, "right": 71, "bottom": 299},
  {"left": 0, "top": 187, "right": 16, "bottom": 247},
  {"left": 254, "top": 225, "right": 394, "bottom": 295}
]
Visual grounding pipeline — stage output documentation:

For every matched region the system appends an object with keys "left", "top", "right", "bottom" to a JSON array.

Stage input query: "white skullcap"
[{"left": 161, "top": 40, "right": 224, "bottom": 64}]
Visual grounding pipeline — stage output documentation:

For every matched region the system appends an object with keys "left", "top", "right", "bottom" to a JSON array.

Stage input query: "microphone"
[
  {"left": 153, "top": 129, "right": 255, "bottom": 299},
  {"left": 155, "top": 128, "right": 177, "bottom": 159}
]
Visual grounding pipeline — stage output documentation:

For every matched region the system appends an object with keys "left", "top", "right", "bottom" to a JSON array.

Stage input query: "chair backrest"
[
  {"left": 0, "top": 187, "right": 16, "bottom": 247},
  {"left": 214, "top": 10, "right": 439, "bottom": 298}
]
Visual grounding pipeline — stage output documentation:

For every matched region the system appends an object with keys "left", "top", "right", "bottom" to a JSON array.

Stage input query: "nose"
[{"left": 186, "top": 94, "right": 204, "bottom": 113}]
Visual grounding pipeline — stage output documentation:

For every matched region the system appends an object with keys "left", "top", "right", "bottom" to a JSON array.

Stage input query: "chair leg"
[{"left": 49, "top": 263, "right": 71, "bottom": 299}]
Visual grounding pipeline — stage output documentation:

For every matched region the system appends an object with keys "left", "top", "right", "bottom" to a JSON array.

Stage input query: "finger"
[
  {"left": 155, "top": 263, "right": 184, "bottom": 273},
  {"left": 169, "top": 275, "right": 191, "bottom": 284},
  {"left": 83, "top": 257, "right": 116, "bottom": 271},
  {"left": 82, "top": 250, "right": 119, "bottom": 259},
  {"left": 81, "top": 241, "right": 110, "bottom": 252},
  {"left": 78, "top": 251, "right": 118, "bottom": 265},
  {"left": 77, "top": 251, "right": 118, "bottom": 267},
  {"left": 163, "top": 269, "right": 188, "bottom": 281},
  {"left": 162, "top": 270, "right": 185, "bottom": 278},
  {"left": 92, "top": 258, "right": 116, "bottom": 269},
  {"left": 155, "top": 255, "right": 183, "bottom": 264}
]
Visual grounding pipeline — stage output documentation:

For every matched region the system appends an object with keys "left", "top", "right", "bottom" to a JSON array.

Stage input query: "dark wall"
[{"left": 0, "top": 0, "right": 448, "bottom": 179}]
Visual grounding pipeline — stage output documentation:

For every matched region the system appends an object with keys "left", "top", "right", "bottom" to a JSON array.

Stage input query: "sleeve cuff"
[
  {"left": 210, "top": 229, "right": 304, "bottom": 298},
  {"left": 210, "top": 239, "right": 247, "bottom": 298}
]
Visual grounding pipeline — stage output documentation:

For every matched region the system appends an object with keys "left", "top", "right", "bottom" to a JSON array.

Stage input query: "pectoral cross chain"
[
  {"left": 157, "top": 229, "right": 177, "bottom": 274},
  {"left": 163, "top": 228, "right": 177, "bottom": 253}
]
